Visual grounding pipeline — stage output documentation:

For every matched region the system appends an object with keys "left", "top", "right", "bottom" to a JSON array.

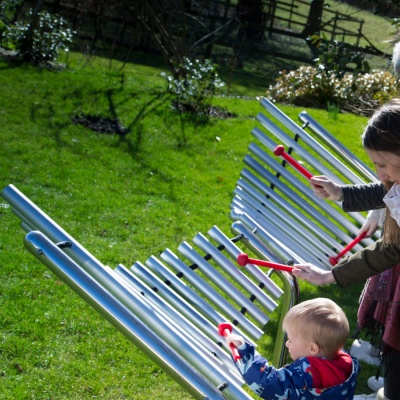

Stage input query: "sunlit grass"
[{"left": 0, "top": 51, "right": 377, "bottom": 398}]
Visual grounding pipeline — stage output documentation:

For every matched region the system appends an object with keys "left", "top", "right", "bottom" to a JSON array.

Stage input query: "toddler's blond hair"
[{"left": 282, "top": 297, "right": 349, "bottom": 358}]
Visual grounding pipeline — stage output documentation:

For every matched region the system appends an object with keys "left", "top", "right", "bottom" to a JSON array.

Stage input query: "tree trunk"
[
  {"left": 236, "top": 0, "right": 263, "bottom": 40},
  {"left": 302, "top": 0, "right": 324, "bottom": 37}
]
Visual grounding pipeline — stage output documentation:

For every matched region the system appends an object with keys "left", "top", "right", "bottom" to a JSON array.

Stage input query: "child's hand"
[{"left": 226, "top": 333, "right": 244, "bottom": 348}]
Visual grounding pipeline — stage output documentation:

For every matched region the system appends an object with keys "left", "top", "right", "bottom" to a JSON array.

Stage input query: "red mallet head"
[
  {"left": 328, "top": 232, "right": 368, "bottom": 266},
  {"left": 218, "top": 322, "right": 233, "bottom": 336},
  {"left": 329, "top": 256, "right": 338, "bottom": 266},
  {"left": 237, "top": 253, "right": 249, "bottom": 266},
  {"left": 273, "top": 145, "right": 285, "bottom": 156}
]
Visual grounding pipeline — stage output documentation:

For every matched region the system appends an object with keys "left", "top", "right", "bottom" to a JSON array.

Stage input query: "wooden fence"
[{"left": 39, "top": 0, "right": 390, "bottom": 63}]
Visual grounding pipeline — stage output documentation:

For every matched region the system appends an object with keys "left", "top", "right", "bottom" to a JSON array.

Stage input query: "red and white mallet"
[
  {"left": 218, "top": 322, "right": 241, "bottom": 361},
  {"left": 237, "top": 253, "right": 294, "bottom": 272},
  {"left": 329, "top": 231, "right": 368, "bottom": 266}
]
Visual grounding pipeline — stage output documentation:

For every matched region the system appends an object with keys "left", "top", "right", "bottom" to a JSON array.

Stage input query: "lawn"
[{"left": 0, "top": 49, "right": 381, "bottom": 399}]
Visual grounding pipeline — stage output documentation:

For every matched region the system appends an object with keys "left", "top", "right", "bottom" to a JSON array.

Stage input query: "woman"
[{"left": 293, "top": 99, "right": 400, "bottom": 400}]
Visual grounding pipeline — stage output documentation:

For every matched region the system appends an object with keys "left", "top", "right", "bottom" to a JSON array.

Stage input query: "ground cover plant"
[
  {"left": 266, "top": 66, "right": 400, "bottom": 115},
  {"left": 0, "top": 50, "right": 381, "bottom": 399}
]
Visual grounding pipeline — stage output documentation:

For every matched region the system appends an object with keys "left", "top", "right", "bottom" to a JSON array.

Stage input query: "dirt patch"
[{"left": 71, "top": 114, "right": 130, "bottom": 135}]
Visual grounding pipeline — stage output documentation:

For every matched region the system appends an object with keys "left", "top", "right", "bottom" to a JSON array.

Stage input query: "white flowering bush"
[
  {"left": 161, "top": 57, "right": 225, "bottom": 117},
  {"left": 266, "top": 66, "right": 400, "bottom": 115},
  {"left": 2, "top": 8, "right": 75, "bottom": 64}
]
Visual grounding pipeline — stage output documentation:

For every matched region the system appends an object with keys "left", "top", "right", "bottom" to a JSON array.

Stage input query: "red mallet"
[
  {"left": 237, "top": 253, "right": 294, "bottom": 273},
  {"left": 218, "top": 322, "right": 241, "bottom": 361},
  {"left": 274, "top": 145, "right": 314, "bottom": 180},
  {"left": 329, "top": 231, "right": 368, "bottom": 266},
  {"left": 274, "top": 145, "right": 322, "bottom": 188}
]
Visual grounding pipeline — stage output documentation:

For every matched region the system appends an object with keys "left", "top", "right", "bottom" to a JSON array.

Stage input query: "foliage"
[
  {"left": 0, "top": 0, "right": 20, "bottom": 39},
  {"left": 310, "top": 34, "right": 371, "bottom": 79},
  {"left": 0, "top": 0, "right": 21, "bottom": 23},
  {"left": 161, "top": 57, "right": 226, "bottom": 117},
  {"left": 1, "top": 5, "right": 75, "bottom": 64},
  {"left": 266, "top": 66, "right": 400, "bottom": 115}
]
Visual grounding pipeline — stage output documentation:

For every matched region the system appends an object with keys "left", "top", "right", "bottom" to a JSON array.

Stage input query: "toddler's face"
[{"left": 285, "top": 327, "right": 314, "bottom": 360}]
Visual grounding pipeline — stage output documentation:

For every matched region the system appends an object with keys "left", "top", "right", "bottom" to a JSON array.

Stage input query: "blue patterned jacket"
[{"left": 233, "top": 342, "right": 360, "bottom": 400}]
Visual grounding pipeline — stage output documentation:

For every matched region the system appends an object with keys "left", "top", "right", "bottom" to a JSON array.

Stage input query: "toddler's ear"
[{"left": 309, "top": 342, "right": 320, "bottom": 356}]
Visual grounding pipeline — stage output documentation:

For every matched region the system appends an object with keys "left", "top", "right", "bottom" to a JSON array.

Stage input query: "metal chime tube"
[{"left": 23, "top": 231, "right": 230, "bottom": 400}]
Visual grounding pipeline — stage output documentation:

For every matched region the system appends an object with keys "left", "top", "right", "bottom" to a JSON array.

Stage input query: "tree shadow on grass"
[
  {"left": 28, "top": 82, "right": 172, "bottom": 157},
  {"left": 28, "top": 70, "right": 236, "bottom": 164}
]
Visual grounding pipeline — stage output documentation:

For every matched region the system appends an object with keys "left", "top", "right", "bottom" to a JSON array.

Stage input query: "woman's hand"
[
  {"left": 292, "top": 263, "right": 336, "bottom": 285},
  {"left": 310, "top": 175, "right": 343, "bottom": 201},
  {"left": 359, "top": 209, "right": 385, "bottom": 237}
]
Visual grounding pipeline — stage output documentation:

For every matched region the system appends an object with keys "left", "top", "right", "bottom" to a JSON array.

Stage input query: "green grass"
[{"left": 0, "top": 50, "right": 381, "bottom": 398}]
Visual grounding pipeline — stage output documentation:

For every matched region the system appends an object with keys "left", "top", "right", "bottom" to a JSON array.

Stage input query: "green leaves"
[
  {"left": 2, "top": 7, "right": 75, "bottom": 64},
  {"left": 162, "top": 57, "right": 226, "bottom": 118}
]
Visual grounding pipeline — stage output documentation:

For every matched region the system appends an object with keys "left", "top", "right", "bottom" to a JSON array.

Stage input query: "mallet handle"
[
  {"left": 218, "top": 323, "right": 241, "bottom": 361},
  {"left": 329, "top": 231, "right": 367, "bottom": 265},
  {"left": 224, "top": 331, "right": 241, "bottom": 361},
  {"left": 238, "top": 253, "right": 294, "bottom": 272},
  {"left": 274, "top": 145, "right": 313, "bottom": 180}
]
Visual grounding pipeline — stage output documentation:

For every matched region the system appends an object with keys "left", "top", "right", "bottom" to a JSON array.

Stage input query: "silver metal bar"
[
  {"left": 259, "top": 97, "right": 366, "bottom": 184},
  {"left": 190, "top": 233, "right": 273, "bottom": 321},
  {"left": 178, "top": 241, "right": 268, "bottom": 332},
  {"left": 20, "top": 221, "right": 35, "bottom": 233},
  {"left": 112, "top": 264, "right": 243, "bottom": 384},
  {"left": 254, "top": 116, "right": 343, "bottom": 183},
  {"left": 231, "top": 198, "right": 328, "bottom": 267},
  {"left": 231, "top": 206, "right": 308, "bottom": 265},
  {"left": 298, "top": 111, "right": 378, "bottom": 183},
  {"left": 250, "top": 128, "right": 367, "bottom": 227},
  {"left": 2, "top": 184, "right": 108, "bottom": 274},
  {"left": 230, "top": 221, "right": 287, "bottom": 265},
  {"left": 160, "top": 248, "right": 263, "bottom": 341},
  {"left": 149, "top": 252, "right": 233, "bottom": 332},
  {"left": 230, "top": 222, "right": 299, "bottom": 368},
  {"left": 11, "top": 208, "right": 36, "bottom": 232},
  {"left": 24, "top": 231, "right": 237, "bottom": 400},
  {"left": 114, "top": 265, "right": 226, "bottom": 353},
  {"left": 234, "top": 182, "right": 342, "bottom": 253},
  {"left": 8, "top": 186, "right": 238, "bottom": 358},
  {"left": 207, "top": 225, "right": 284, "bottom": 300},
  {"left": 2, "top": 185, "right": 253, "bottom": 399},
  {"left": 131, "top": 259, "right": 252, "bottom": 346},
  {"left": 193, "top": 232, "right": 278, "bottom": 312},
  {"left": 248, "top": 142, "right": 369, "bottom": 229},
  {"left": 231, "top": 192, "right": 333, "bottom": 258},
  {"left": 239, "top": 169, "right": 366, "bottom": 251}
]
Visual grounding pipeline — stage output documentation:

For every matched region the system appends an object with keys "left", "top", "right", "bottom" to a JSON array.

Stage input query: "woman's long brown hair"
[{"left": 362, "top": 99, "right": 400, "bottom": 246}]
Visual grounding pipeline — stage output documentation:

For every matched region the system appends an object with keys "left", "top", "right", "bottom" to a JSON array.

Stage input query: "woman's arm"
[
  {"left": 341, "top": 182, "right": 386, "bottom": 212},
  {"left": 310, "top": 177, "right": 386, "bottom": 212},
  {"left": 293, "top": 239, "right": 400, "bottom": 288},
  {"left": 331, "top": 239, "right": 400, "bottom": 287}
]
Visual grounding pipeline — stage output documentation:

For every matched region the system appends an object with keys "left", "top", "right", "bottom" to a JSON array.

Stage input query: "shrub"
[
  {"left": 310, "top": 34, "right": 370, "bottom": 79},
  {"left": 266, "top": 66, "right": 400, "bottom": 116},
  {"left": 161, "top": 57, "right": 226, "bottom": 117},
  {"left": 2, "top": 8, "right": 75, "bottom": 64}
]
